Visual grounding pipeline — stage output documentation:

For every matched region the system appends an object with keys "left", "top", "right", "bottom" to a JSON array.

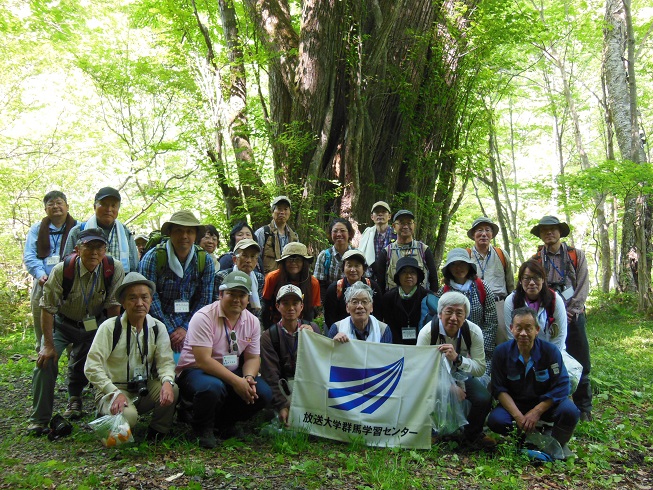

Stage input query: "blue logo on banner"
[{"left": 328, "top": 358, "right": 404, "bottom": 414}]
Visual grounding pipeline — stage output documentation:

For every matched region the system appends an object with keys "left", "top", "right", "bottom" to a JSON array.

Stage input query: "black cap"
[
  {"left": 94, "top": 187, "right": 121, "bottom": 202},
  {"left": 77, "top": 228, "right": 108, "bottom": 245}
]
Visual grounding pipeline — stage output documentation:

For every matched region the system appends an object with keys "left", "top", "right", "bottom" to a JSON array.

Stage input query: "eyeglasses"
[
  {"left": 521, "top": 276, "right": 543, "bottom": 284},
  {"left": 349, "top": 299, "right": 371, "bottom": 306},
  {"left": 229, "top": 330, "right": 239, "bottom": 353},
  {"left": 474, "top": 227, "right": 493, "bottom": 235},
  {"left": 285, "top": 256, "right": 303, "bottom": 264},
  {"left": 45, "top": 200, "right": 66, "bottom": 208},
  {"left": 395, "top": 221, "right": 414, "bottom": 228},
  {"left": 442, "top": 308, "right": 466, "bottom": 318}
]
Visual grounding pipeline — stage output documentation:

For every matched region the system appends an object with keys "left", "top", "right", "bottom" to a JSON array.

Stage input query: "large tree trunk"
[
  {"left": 242, "top": 0, "right": 474, "bottom": 252},
  {"left": 604, "top": 0, "right": 652, "bottom": 310}
]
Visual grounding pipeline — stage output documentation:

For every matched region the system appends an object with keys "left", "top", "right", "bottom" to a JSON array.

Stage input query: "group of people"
[{"left": 23, "top": 189, "right": 591, "bottom": 457}]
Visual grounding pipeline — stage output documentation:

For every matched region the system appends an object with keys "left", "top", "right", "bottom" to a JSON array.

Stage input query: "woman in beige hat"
[{"left": 260, "top": 243, "right": 321, "bottom": 328}]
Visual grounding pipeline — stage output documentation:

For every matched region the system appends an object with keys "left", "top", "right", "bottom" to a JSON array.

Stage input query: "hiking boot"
[
  {"left": 146, "top": 427, "right": 168, "bottom": 442},
  {"left": 560, "top": 444, "right": 576, "bottom": 460},
  {"left": 63, "top": 396, "right": 83, "bottom": 419},
  {"left": 27, "top": 423, "right": 49, "bottom": 437},
  {"left": 191, "top": 428, "right": 217, "bottom": 449},
  {"left": 465, "top": 433, "right": 497, "bottom": 449},
  {"left": 580, "top": 411, "right": 593, "bottom": 422},
  {"left": 215, "top": 424, "right": 245, "bottom": 440}
]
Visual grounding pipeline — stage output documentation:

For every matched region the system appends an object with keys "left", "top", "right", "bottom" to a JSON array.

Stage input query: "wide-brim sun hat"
[
  {"left": 441, "top": 248, "right": 478, "bottom": 276},
  {"left": 467, "top": 217, "right": 500, "bottom": 240},
  {"left": 277, "top": 242, "right": 313, "bottom": 263},
  {"left": 530, "top": 216, "right": 570, "bottom": 238},
  {"left": 161, "top": 210, "right": 206, "bottom": 237},
  {"left": 115, "top": 272, "right": 156, "bottom": 303},
  {"left": 393, "top": 256, "right": 425, "bottom": 286}
]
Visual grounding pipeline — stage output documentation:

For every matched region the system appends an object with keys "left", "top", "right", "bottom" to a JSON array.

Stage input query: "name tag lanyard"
[
  {"left": 399, "top": 295, "right": 419, "bottom": 339},
  {"left": 125, "top": 321, "right": 149, "bottom": 382},
  {"left": 472, "top": 248, "right": 491, "bottom": 279},
  {"left": 542, "top": 251, "right": 565, "bottom": 284},
  {"left": 77, "top": 260, "right": 99, "bottom": 316},
  {"left": 280, "top": 321, "right": 299, "bottom": 372}
]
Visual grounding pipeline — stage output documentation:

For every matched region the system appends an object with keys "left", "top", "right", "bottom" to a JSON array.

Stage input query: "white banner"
[{"left": 289, "top": 330, "right": 440, "bottom": 449}]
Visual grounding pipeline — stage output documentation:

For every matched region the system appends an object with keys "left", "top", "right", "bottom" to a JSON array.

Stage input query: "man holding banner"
[
  {"left": 416, "top": 291, "right": 495, "bottom": 448},
  {"left": 327, "top": 282, "right": 392, "bottom": 343}
]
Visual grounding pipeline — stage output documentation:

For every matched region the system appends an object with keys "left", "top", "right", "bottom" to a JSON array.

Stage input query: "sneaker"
[
  {"left": 27, "top": 423, "right": 49, "bottom": 437},
  {"left": 63, "top": 396, "right": 83, "bottom": 419},
  {"left": 191, "top": 428, "right": 217, "bottom": 449}
]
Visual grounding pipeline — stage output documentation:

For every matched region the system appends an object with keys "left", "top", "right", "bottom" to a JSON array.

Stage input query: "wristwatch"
[{"left": 163, "top": 379, "right": 175, "bottom": 387}]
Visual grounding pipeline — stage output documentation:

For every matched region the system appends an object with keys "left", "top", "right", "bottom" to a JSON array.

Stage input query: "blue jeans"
[
  {"left": 177, "top": 367, "right": 272, "bottom": 431},
  {"left": 487, "top": 398, "right": 580, "bottom": 445}
]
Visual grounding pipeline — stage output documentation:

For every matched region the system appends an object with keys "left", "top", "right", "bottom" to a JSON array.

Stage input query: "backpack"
[
  {"left": 443, "top": 278, "right": 486, "bottom": 306},
  {"left": 143, "top": 230, "right": 165, "bottom": 255},
  {"left": 269, "top": 321, "right": 310, "bottom": 379},
  {"left": 466, "top": 247, "right": 507, "bottom": 270},
  {"left": 430, "top": 319, "right": 472, "bottom": 352},
  {"left": 336, "top": 278, "right": 372, "bottom": 299},
  {"left": 418, "top": 292, "right": 439, "bottom": 329},
  {"left": 62, "top": 253, "right": 115, "bottom": 301},
  {"left": 153, "top": 241, "right": 207, "bottom": 276},
  {"left": 111, "top": 315, "right": 159, "bottom": 351}
]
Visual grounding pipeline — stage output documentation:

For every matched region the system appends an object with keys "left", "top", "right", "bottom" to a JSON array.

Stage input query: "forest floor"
[{"left": 0, "top": 293, "right": 652, "bottom": 489}]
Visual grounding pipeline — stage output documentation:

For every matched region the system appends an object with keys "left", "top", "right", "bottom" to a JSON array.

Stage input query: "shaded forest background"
[{"left": 2, "top": 0, "right": 653, "bottom": 309}]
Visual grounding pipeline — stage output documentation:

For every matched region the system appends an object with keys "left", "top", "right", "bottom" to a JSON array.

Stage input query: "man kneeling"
[
  {"left": 487, "top": 306, "right": 580, "bottom": 459},
  {"left": 176, "top": 271, "right": 272, "bottom": 448},
  {"left": 85, "top": 272, "right": 179, "bottom": 441}
]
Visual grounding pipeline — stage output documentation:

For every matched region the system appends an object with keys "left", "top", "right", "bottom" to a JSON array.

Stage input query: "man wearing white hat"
[
  {"left": 357, "top": 201, "right": 397, "bottom": 271},
  {"left": 260, "top": 285, "right": 321, "bottom": 426}
]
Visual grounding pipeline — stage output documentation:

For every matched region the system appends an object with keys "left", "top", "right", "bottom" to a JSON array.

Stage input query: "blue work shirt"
[{"left": 491, "top": 337, "right": 570, "bottom": 406}]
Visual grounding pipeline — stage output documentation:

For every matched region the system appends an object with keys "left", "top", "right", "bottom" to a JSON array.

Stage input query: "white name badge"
[
  {"left": 561, "top": 286, "right": 575, "bottom": 301},
  {"left": 83, "top": 316, "right": 98, "bottom": 332},
  {"left": 222, "top": 355, "right": 238, "bottom": 367},
  {"left": 46, "top": 255, "right": 60, "bottom": 266},
  {"left": 401, "top": 327, "right": 416, "bottom": 340},
  {"left": 174, "top": 300, "right": 190, "bottom": 313}
]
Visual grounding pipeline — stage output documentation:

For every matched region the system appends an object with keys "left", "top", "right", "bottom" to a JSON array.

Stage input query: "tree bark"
[{"left": 604, "top": 0, "right": 652, "bottom": 310}]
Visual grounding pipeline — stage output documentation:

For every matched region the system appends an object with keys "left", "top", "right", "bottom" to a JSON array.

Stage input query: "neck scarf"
[
  {"left": 37, "top": 214, "right": 76, "bottom": 258},
  {"left": 166, "top": 239, "right": 196, "bottom": 278}
]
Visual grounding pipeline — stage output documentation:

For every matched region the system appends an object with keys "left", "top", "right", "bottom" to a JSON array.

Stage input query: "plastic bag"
[
  {"left": 524, "top": 432, "right": 564, "bottom": 460},
  {"left": 561, "top": 350, "right": 582, "bottom": 395},
  {"left": 430, "top": 353, "right": 468, "bottom": 436},
  {"left": 89, "top": 412, "right": 134, "bottom": 447}
]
